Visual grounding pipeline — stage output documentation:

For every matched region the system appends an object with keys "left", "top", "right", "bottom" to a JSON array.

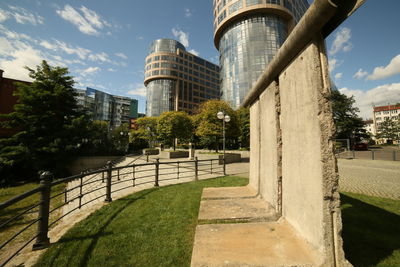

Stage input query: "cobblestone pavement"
[{"left": 337, "top": 158, "right": 400, "bottom": 199}]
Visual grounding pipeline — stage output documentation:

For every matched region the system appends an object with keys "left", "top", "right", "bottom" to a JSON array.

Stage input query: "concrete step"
[{"left": 191, "top": 220, "right": 320, "bottom": 267}]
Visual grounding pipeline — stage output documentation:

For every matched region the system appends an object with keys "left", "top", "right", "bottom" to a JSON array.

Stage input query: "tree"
[
  {"left": 157, "top": 111, "right": 193, "bottom": 150},
  {"left": 237, "top": 107, "right": 250, "bottom": 149},
  {"left": 195, "top": 100, "right": 240, "bottom": 151},
  {"left": 134, "top": 117, "right": 158, "bottom": 148},
  {"left": 376, "top": 117, "right": 400, "bottom": 143},
  {"left": 0, "top": 60, "right": 88, "bottom": 182},
  {"left": 330, "top": 90, "right": 364, "bottom": 142}
]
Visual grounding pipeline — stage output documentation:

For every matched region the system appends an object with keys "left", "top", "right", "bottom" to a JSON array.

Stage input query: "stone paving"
[{"left": 337, "top": 158, "right": 400, "bottom": 199}]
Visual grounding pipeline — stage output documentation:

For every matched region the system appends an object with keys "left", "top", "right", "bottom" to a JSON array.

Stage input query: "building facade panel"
[
  {"left": 144, "top": 39, "right": 220, "bottom": 116},
  {"left": 213, "top": 0, "right": 309, "bottom": 109}
]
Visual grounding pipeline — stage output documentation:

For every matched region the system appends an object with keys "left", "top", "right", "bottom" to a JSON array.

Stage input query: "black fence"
[
  {"left": 0, "top": 157, "right": 225, "bottom": 266},
  {"left": 336, "top": 150, "right": 399, "bottom": 161}
]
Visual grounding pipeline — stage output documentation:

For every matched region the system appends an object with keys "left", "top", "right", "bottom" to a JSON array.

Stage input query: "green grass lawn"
[
  {"left": 341, "top": 192, "right": 400, "bottom": 267},
  {"left": 0, "top": 182, "right": 65, "bottom": 250},
  {"left": 8, "top": 178, "right": 398, "bottom": 267},
  {"left": 35, "top": 176, "right": 248, "bottom": 267}
]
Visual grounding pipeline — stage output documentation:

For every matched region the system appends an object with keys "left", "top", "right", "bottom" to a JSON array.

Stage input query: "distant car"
[{"left": 353, "top": 143, "right": 368, "bottom": 151}]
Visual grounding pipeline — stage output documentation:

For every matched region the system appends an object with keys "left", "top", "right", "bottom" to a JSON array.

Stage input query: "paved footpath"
[{"left": 337, "top": 158, "right": 400, "bottom": 199}]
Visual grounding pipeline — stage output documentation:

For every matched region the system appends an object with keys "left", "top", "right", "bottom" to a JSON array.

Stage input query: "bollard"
[
  {"left": 147, "top": 154, "right": 149, "bottom": 162},
  {"left": 155, "top": 158, "right": 159, "bottom": 187},
  {"left": 195, "top": 157, "right": 199, "bottom": 181},
  {"left": 372, "top": 150, "right": 375, "bottom": 160},
  {"left": 32, "top": 171, "right": 53, "bottom": 250},
  {"left": 393, "top": 150, "right": 396, "bottom": 161},
  {"left": 352, "top": 150, "right": 355, "bottom": 159},
  {"left": 104, "top": 161, "right": 112, "bottom": 203}
]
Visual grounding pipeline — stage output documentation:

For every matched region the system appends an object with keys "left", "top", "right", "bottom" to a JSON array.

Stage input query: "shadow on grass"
[
  {"left": 341, "top": 193, "right": 400, "bottom": 266},
  {"left": 43, "top": 188, "right": 157, "bottom": 267}
]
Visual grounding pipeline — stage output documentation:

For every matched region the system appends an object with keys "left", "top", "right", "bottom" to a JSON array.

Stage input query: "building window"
[{"left": 246, "top": 0, "right": 262, "bottom": 6}]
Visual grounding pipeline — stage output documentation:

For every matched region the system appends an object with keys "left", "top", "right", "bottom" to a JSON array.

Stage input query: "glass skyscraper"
[
  {"left": 144, "top": 39, "right": 220, "bottom": 117},
  {"left": 213, "top": 0, "right": 309, "bottom": 109}
]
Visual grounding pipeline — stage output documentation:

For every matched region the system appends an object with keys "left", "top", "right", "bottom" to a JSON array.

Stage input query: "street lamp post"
[{"left": 217, "top": 111, "right": 231, "bottom": 161}]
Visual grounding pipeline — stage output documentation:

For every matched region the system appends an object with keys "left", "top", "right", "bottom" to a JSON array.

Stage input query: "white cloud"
[
  {"left": 40, "top": 40, "right": 56, "bottom": 50},
  {"left": 56, "top": 5, "right": 111, "bottom": 36},
  {"left": 2, "top": 6, "right": 45, "bottom": 25},
  {"left": 172, "top": 28, "right": 189, "bottom": 47},
  {"left": 328, "top": 58, "right": 342, "bottom": 72},
  {"left": 54, "top": 40, "right": 91, "bottom": 60},
  {"left": 329, "top": 27, "right": 352, "bottom": 55},
  {"left": 184, "top": 8, "right": 192, "bottom": 18},
  {"left": 0, "top": 9, "right": 9, "bottom": 22},
  {"left": 0, "top": 46, "right": 43, "bottom": 81},
  {"left": 115, "top": 52, "right": 128, "bottom": 60},
  {"left": 108, "top": 68, "right": 116, "bottom": 72},
  {"left": 127, "top": 83, "right": 147, "bottom": 97},
  {"left": 334, "top": 73, "right": 343, "bottom": 80},
  {"left": 88, "top": 52, "right": 110, "bottom": 63},
  {"left": 339, "top": 83, "right": 400, "bottom": 119},
  {"left": 367, "top": 54, "right": 400, "bottom": 81},
  {"left": 188, "top": 49, "right": 199, "bottom": 56},
  {"left": 137, "top": 36, "right": 144, "bottom": 40},
  {"left": 81, "top": 66, "right": 101, "bottom": 76},
  {"left": 353, "top": 69, "right": 368, "bottom": 79}
]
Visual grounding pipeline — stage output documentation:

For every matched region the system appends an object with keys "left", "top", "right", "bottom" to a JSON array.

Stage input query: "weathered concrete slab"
[
  {"left": 201, "top": 186, "right": 257, "bottom": 200},
  {"left": 198, "top": 198, "right": 277, "bottom": 222},
  {"left": 191, "top": 220, "right": 320, "bottom": 267}
]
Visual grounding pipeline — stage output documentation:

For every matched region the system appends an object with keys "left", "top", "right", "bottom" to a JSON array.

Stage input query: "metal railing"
[
  {"left": 0, "top": 157, "right": 225, "bottom": 266},
  {"left": 336, "top": 150, "right": 399, "bottom": 161}
]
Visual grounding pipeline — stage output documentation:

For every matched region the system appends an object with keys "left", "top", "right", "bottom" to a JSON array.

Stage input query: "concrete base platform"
[
  {"left": 198, "top": 198, "right": 277, "bottom": 222},
  {"left": 202, "top": 186, "right": 257, "bottom": 199},
  {"left": 191, "top": 221, "right": 320, "bottom": 267},
  {"left": 199, "top": 186, "right": 277, "bottom": 223}
]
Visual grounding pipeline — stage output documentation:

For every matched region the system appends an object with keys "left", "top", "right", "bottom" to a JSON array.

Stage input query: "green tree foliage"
[
  {"left": 0, "top": 60, "right": 89, "bottom": 182},
  {"left": 237, "top": 107, "right": 250, "bottom": 149},
  {"left": 131, "top": 117, "right": 158, "bottom": 148},
  {"left": 110, "top": 123, "right": 130, "bottom": 153},
  {"left": 195, "top": 100, "right": 240, "bottom": 151},
  {"left": 376, "top": 117, "right": 400, "bottom": 142},
  {"left": 330, "top": 90, "right": 365, "bottom": 141},
  {"left": 157, "top": 111, "right": 193, "bottom": 150}
]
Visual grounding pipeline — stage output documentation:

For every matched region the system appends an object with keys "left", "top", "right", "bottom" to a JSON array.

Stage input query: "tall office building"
[
  {"left": 213, "top": 0, "right": 309, "bottom": 108},
  {"left": 144, "top": 39, "right": 220, "bottom": 117}
]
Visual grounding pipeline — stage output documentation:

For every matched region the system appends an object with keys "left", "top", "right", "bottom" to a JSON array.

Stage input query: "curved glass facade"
[
  {"left": 219, "top": 15, "right": 287, "bottom": 108},
  {"left": 146, "top": 79, "right": 176, "bottom": 117},
  {"left": 149, "top": 39, "right": 186, "bottom": 54}
]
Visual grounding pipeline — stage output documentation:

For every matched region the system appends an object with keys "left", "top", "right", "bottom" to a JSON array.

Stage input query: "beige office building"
[{"left": 144, "top": 39, "right": 220, "bottom": 117}]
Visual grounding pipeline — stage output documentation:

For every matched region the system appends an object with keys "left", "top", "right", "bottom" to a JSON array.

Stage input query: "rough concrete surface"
[
  {"left": 191, "top": 220, "right": 320, "bottom": 267},
  {"left": 198, "top": 198, "right": 277, "bottom": 222},
  {"left": 202, "top": 186, "right": 257, "bottom": 200}
]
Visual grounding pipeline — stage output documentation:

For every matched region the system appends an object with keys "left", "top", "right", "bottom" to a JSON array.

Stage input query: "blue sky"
[{"left": 0, "top": 1, "right": 399, "bottom": 119}]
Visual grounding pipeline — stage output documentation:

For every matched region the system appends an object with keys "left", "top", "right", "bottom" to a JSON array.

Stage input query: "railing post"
[
  {"left": 177, "top": 162, "right": 180, "bottom": 179},
  {"left": 132, "top": 166, "right": 136, "bottom": 187},
  {"left": 147, "top": 154, "right": 149, "bottom": 162},
  {"left": 79, "top": 173, "right": 83, "bottom": 209},
  {"left": 223, "top": 155, "right": 226, "bottom": 176},
  {"left": 117, "top": 169, "right": 120, "bottom": 181},
  {"left": 371, "top": 150, "right": 375, "bottom": 160},
  {"left": 352, "top": 150, "right": 355, "bottom": 159},
  {"left": 102, "top": 171, "right": 105, "bottom": 183},
  {"left": 195, "top": 157, "right": 198, "bottom": 181},
  {"left": 393, "top": 150, "right": 396, "bottom": 161},
  {"left": 32, "top": 171, "right": 52, "bottom": 250},
  {"left": 155, "top": 158, "right": 159, "bottom": 187},
  {"left": 210, "top": 159, "right": 213, "bottom": 174},
  {"left": 104, "top": 161, "right": 112, "bottom": 203}
]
